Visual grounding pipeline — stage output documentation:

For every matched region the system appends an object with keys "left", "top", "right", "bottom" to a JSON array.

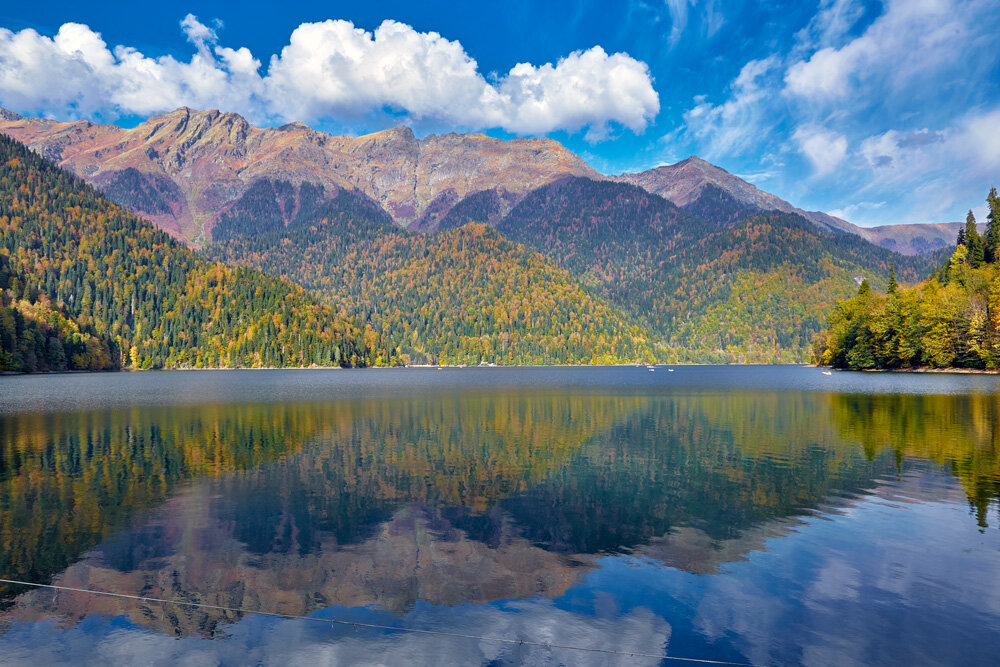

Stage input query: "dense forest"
[
  {"left": 0, "top": 134, "right": 386, "bottom": 371},
  {"left": 207, "top": 175, "right": 939, "bottom": 365},
  {"left": 496, "top": 178, "right": 940, "bottom": 362},
  {"left": 206, "top": 194, "right": 660, "bottom": 365},
  {"left": 816, "top": 189, "right": 1000, "bottom": 369},
  {"left": 1, "top": 253, "right": 117, "bottom": 372}
]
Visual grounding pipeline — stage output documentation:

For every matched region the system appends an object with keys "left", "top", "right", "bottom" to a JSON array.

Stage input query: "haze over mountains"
[{"left": 0, "top": 107, "right": 961, "bottom": 255}]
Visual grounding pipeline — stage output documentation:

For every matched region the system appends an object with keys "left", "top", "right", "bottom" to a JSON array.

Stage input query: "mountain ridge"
[
  {"left": 0, "top": 106, "right": 963, "bottom": 254},
  {"left": 0, "top": 107, "right": 598, "bottom": 242}
]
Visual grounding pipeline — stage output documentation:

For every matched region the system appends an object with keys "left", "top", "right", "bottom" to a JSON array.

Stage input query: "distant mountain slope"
[
  {"left": 0, "top": 107, "right": 597, "bottom": 242},
  {"left": 0, "top": 133, "right": 384, "bottom": 370},
  {"left": 495, "top": 178, "right": 940, "bottom": 362},
  {"left": 858, "top": 221, "right": 973, "bottom": 255},
  {"left": 614, "top": 157, "right": 854, "bottom": 234},
  {"left": 204, "top": 202, "right": 660, "bottom": 365},
  {"left": 613, "top": 157, "right": 962, "bottom": 254}
]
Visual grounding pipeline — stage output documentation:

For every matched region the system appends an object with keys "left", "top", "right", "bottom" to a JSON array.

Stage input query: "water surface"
[{"left": 0, "top": 366, "right": 998, "bottom": 665}]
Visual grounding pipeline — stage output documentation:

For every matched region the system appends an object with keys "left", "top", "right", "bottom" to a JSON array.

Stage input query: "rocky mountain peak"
[{"left": 0, "top": 107, "right": 24, "bottom": 121}]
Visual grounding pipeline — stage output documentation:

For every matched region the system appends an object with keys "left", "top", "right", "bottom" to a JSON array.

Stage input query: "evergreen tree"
[
  {"left": 987, "top": 188, "right": 1000, "bottom": 263},
  {"left": 857, "top": 278, "right": 872, "bottom": 296},
  {"left": 0, "top": 133, "right": 384, "bottom": 371},
  {"left": 965, "top": 211, "right": 985, "bottom": 267},
  {"left": 887, "top": 263, "right": 898, "bottom": 295},
  {"left": 957, "top": 226, "right": 966, "bottom": 247}
]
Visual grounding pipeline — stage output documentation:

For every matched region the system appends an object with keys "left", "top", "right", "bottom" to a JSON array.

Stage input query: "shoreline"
[
  {"left": 7, "top": 363, "right": 998, "bottom": 376},
  {"left": 2, "top": 362, "right": 811, "bottom": 376},
  {"left": 813, "top": 365, "right": 1000, "bottom": 375}
]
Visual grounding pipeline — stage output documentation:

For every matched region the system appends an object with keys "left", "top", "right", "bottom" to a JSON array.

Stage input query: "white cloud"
[
  {"left": 0, "top": 17, "right": 658, "bottom": 139},
  {"left": 859, "top": 108, "right": 1000, "bottom": 180},
  {"left": 850, "top": 106, "right": 1000, "bottom": 222},
  {"left": 179, "top": 14, "right": 218, "bottom": 53},
  {"left": 664, "top": 0, "right": 725, "bottom": 47},
  {"left": 679, "top": 56, "right": 780, "bottom": 159},
  {"left": 794, "top": 126, "right": 848, "bottom": 176},
  {"left": 784, "top": 0, "right": 980, "bottom": 101},
  {"left": 828, "top": 201, "right": 885, "bottom": 221},
  {"left": 793, "top": 0, "right": 866, "bottom": 52}
]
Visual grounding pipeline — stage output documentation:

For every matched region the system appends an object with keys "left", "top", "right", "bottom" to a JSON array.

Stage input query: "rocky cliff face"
[{"left": 0, "top": 107, "right": 598, "bottom": 243}]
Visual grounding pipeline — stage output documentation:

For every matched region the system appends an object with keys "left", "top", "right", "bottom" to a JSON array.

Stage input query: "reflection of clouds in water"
[
  {"left": 807, "top": 557, "right": 860, "bottom": 604},
  {"left": 686, "top": 494, "right": 1000, "bottom": 666},
  {"left": 0, "top": 598, "right": 670, "bottom": 667}
]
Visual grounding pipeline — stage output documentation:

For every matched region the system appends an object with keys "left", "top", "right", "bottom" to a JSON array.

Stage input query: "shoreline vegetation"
[{"left": 814, "top": 188, "right": 1000, "bottom": 372}]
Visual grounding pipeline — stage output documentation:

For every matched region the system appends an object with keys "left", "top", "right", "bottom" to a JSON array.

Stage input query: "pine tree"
[
  {"left": 965, "top": 211, "right": 985, "bottom": 267},
  {"left": 887, "top": 263, "right": 898, "bottom": 295},
  {"left": 987, "top": 188, "right": 1000, "bottom": 263},
  {"left": 957, "top": 226, "right": 966, "bottom": 247},
  {"left": 857, "top": 278, "right": 872, "bottom": 296}
]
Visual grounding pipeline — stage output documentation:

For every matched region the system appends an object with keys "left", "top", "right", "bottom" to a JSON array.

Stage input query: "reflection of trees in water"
[
  {"left": 0, "top": 404, "right": 324, "bottom": 603},
  {"left": 2, "top": 389, "right": 999, "bottom": 622},
  {"left": 829, "top": 392, "right": 1000, "bottom": 528}
]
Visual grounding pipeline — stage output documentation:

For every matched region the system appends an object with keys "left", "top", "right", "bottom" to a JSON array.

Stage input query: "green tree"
[
  {"left": 986, "top": 188, "right": 1000, "bottom": 263},
  {"left": 966, "top": 211, "right": 985, "bottom": 267}
]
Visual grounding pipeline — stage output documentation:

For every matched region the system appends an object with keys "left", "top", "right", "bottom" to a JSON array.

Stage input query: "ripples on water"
[{"left": 0, "top": 366, "right": 998, "bottom": 666}]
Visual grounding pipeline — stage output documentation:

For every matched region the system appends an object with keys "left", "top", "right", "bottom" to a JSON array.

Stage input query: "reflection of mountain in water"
[{"left": 2, "top": 390, "right": 999, "bottom": 637}]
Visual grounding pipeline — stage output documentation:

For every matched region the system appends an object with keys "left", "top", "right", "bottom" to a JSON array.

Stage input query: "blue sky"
[{"left": 1, "top": 0, "right": 998, "bottom": 226}]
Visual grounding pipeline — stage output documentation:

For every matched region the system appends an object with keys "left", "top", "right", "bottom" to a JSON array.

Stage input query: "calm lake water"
[{"left": 0, "top": 366, "right": 999, "bottom": 666}]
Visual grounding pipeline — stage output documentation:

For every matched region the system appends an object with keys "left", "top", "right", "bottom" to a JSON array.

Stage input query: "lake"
[{"left": 0, "top": 366, "right": 998, "bottom": 665}]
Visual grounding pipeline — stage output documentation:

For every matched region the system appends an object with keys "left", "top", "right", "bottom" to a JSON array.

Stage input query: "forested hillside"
[
  {"left": 206, "top": 202, "right": 661, "bottom": 365},
  {"left": 206, "top": 174, "right": 939, "bottom": 365},
  {"left": 496, "top": 178, "right": 939, "bottom": 362},
  {"left": 0, "top": 134, "right": 386, "bottom": 370},
  {"left": 816, "top": 190, "right": 1000, "bottom": 370}
]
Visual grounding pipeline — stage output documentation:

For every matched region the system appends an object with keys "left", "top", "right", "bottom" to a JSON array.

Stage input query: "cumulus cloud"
[
  {"left": 794, "top": 126, "right": 848, "bottom": 176},
  {"left": 0, "top": 16, "right": 658, "bottom": 139}
]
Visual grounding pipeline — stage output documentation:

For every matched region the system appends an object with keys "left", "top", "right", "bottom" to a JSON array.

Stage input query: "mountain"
[
  {"left": 0, "top": 132, "right": 386, "bottom": 370},
  {"left": 614, "top": 157, "right": 856, "bottom": 233},
  {"left": 205, "top": 194, "right": 661, "bottom": 365},
  {"left": 613, "top": 157, "right": 964, "bottom": 254},
  {"left": 857, "top": 221, "right": 971, "bottom": 255},
  {"left": 209, "top": 171, "right": 940, "bottom": 363},
  {"left": 495, "top": 177, "right": 940, "bottom": 362},
  {"left": 0, "top": 107, "right": 597, "bottom": 243},
  {"left": 0, "top": 107, "right": 966, "bottom": 254}
]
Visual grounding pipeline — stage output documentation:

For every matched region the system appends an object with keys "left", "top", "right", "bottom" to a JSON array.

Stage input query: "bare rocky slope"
[
  {"left": 0, "top": 107, "right": 597, "bottom": 243},
  {"left": 0, "top": 106, "right": 960, "bottom": 253}
]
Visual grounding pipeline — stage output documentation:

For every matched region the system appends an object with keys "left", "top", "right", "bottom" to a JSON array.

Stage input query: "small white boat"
[
  {"left": 647, "top": 365, "right": 655, "bottom": 371},
  {"left": 822, "top": 370, "right": 832, "bottom": 376},
  {"left": 668, "top": 368, "right": 675, "bottom": 372}
]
